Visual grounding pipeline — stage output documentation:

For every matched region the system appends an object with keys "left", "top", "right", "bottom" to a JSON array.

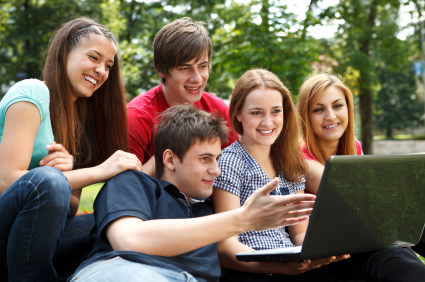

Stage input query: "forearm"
[
  {"left": 62, "top": 166, "right": 103, "bottom": 191},
  {"left": 68, "top": 190, "right": 82, "bottom": 217},
  {"left": 217, "top": 237, "right": 264, "bottom": 273},
  {"left": 0, "top": 170, "right": 28, "bottom": 194},
  {"left": 108, "top": 209, "right": 249, "bottom": 257}
]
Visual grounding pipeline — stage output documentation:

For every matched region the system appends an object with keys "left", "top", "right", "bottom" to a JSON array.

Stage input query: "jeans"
[
  {"left": 221, "top": 249, "right": 425, "bottom": 282},
  {"left": 54, "top": 213, "right": 95, "bottom": 282},
  {"left": 70, "top": 256, "right": 198, "bottom": 282},
  {"left": 0, "top": 167, "right": 95, "bottom": 282}
]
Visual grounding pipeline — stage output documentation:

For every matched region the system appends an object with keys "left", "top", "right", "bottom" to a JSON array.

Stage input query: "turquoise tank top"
[{"left": 0, "top": 79, "right": 54, "bottom": 169}]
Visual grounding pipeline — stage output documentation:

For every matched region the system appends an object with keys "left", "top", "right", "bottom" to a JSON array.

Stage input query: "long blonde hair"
[
  {"left": 297, "top": 73, "right": 356, "bottom": 165},
  {"left": 230, "top": 69, "right": 307, "bottom": 182}
]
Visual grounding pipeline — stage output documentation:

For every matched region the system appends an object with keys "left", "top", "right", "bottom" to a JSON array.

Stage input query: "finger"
[
  {"left": 46, "top": 142, "right": 69, "bottom": 154},
  {"left": 52, "top": 163, "right": 73, "bottom": 172},
  {"left": 43, "top": 156, "right": 71, "bottom": 167},
  {"left": 280, "top": 215, "right": 310, "bottom": 226},
  {"left": 40, "top": 152, "right": 69, "bottom": 165},
  {"left": 279, "top": 194, "right": 316, "bottom": 205},
  {"left": 255, "top": 178, "right": 279, "bottom": 196}
]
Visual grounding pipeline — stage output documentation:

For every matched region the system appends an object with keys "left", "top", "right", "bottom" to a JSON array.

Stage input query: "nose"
[
  {"left": 95, "top": 63, "right": 106, "bottom": 77},
  {"left": 208, "top": 161, "right": 221, "bottom": 176},
  {"left": 261, "top": 113, "right": 273, "bottom": 127},
  {"left": 189, "top": 68, "right": 202, "bottom": 84},
  {"left": 324, "top": 108, "right": 336, "bottom": 121}
]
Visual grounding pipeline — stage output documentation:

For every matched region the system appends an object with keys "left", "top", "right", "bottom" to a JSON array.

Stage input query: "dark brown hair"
[
  {"left": 230, "top": 69, "right": 307, "bottom": 182},
  {"left": 297, "top": 73, "right": 356, "bottom": 165},
  {"left": 154, "top": 105, "right": 228, "bottom": 178},
  {"left": 153, "top": 17, "right": 212, "bottom": 84},
  {"left": 41, "top": 17, "right": 128, "bottom": 169}
]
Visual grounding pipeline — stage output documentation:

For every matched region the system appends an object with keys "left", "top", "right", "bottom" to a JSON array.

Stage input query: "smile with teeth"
[
  {"left": 84, "top": 75, "right": 98, "bottom": 86},
  {"left": 258, "top": 129, "right": 273, "bottom": 134},
  {"left": 323, "top": 124, "right": 339, "bottom": 129},
  {"left": 185, "top": 86, "right": 201, "bottom": 91}
]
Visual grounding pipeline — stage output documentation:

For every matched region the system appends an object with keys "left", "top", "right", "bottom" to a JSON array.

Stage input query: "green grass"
[
  {"left": 78, "top": 182, "right": 104, "bottom": 212},
  {"left": 373, "top": 134, "right": 425, "bottom": 141}
]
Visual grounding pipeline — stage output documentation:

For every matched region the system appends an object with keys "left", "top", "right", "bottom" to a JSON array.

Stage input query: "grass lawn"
[
  {"left": 373, "top": 134, "right": 425, "bottom": 141},
  {"left": 78, "top": 182, "right": 104, "bottom": 212},
  {"left": 77, "top": 182, "right": 425, "bottom": 264}
]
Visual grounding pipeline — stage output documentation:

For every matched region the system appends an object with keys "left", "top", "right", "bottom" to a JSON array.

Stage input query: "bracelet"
[{"left": 261, "top": 262, "right": 273, "bottom": 276}]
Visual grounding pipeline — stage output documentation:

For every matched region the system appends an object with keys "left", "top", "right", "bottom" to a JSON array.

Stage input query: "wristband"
[{"left": 261, "top": 262, "right": 273, "bottom": 276}]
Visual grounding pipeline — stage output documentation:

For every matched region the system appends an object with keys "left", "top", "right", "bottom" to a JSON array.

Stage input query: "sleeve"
[
  {"left": 300, "top": 144, "right": 317, "bottom": 161},
  {"left": 94, "top": 170, "right": 159, "bottom": 236},
  {"left": 1, "top": 80, "right": 49, "bottom": 122},
  {"left": 290, "top": 175, "right": 306, "bottom": 193},
  {"left": 127, "top": 105, "right": 153, "bottom": 163},
  {"left": 213, "top": 150, "right": 244, "bottom": 197},
  {"left": 355, "top": 139, "right": 362, "bottom": 155},
  {"left": 217, "top": 101, "right": 237, "bottom": 149}
]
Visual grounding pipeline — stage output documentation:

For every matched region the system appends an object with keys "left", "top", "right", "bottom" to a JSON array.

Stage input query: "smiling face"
[
  {"left": 159, "top": 54, "right": 209, "bottom": 106},
  {"left": 237, "top": 87, "right": 284, "bottom": 151},
  {"left": 170, "top": 138, "right": 221, "bottom": 202},
  {"left": 66, "top": 34, "right": 116, "bottom": 102},
  {"left": 310, "top": 85, "right": 349, "bottom": 145}
]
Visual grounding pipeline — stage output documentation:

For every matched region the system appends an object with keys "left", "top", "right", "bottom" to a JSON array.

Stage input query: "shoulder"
[
  {"left": 196, "top": 92, "right": 229, "bottom": 113},
  {"left": 355, "top": 138, "right": 362, "bottom": 155},
  {"left": 300, "top": 143, "right": 317, "bottom": 161},
  {"left": 1, "top": 79, "right": 49, "bottom": 118},
  {"left": 219, "top": 142, "right": 246, "bottom": 168},
  {"left": 127, "top": 85, "right": 162, "bottom": 113}
]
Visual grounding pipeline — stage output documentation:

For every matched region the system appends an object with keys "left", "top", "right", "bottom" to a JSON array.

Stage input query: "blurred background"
[{"left": 1, "top": 0, "right": 425, "bottom": 155}]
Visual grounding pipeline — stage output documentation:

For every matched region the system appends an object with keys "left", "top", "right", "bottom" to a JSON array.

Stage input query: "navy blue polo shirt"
[{"left": 72, "top": 170, "right": 221, "bottom": 282}]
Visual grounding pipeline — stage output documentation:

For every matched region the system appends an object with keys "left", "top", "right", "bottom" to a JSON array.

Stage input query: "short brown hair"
[
  {"left": 153, "top": 17, "right": 212, "bottom": 84},
  {"left": 297, "top": 73, "right": 356, "bottom": 165},
  {"left": 229, "top": 69, "right": 307, "bottom": 182},
  {"left": 154, "top": 105, "right": 228, "bottom": 178}
]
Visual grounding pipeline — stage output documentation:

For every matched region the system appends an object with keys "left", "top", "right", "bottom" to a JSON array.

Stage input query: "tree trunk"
[
  {"left": 386, "top": 126, "right": 393, "bottom": 139},
  {"left": 357, "top": 0, "right": 378, "bottom": 154}
]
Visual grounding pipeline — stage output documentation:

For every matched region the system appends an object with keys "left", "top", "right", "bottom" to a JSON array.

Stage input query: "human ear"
[
  {"left": 157, "top": 70, "right": 167, "bottom": 79},
  {"left": 236, "top": 112, "right": 242, "bottom": 122},
  {"left": 163, "top": 149, "right": 175, "bottom": 171}
]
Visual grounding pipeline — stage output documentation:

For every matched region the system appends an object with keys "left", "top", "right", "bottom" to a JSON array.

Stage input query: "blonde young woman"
[{"left": 297, "top": 73, "right": 425, "bottom": 270}]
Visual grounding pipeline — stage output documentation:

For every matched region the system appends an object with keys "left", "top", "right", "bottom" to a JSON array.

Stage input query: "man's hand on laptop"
[
  {"left": 240, "top": 178, "right": 316, "bottom": 231},
  {"left": 269, "top": 254, "right": 350, "bottom": 275}
]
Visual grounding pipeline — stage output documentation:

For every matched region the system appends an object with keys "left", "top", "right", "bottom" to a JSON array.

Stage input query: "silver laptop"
[{"left": 236, "top": 154, "right": 425, "bottom": 262}]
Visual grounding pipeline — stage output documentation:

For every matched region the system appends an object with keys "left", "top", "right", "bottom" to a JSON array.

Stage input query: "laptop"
[{"left": 236, "top": 154, "right": 425, "bottom": 262}]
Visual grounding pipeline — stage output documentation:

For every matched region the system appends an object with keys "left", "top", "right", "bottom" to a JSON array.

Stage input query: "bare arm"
[
  {"left": 288, "top": 190, "right": 309, "bottom": 246},
  {"left": 106, "top": 178, "right": 316, "bottom": 257},
  {"left": 304, "top": 159, "right": 325, "bottom": 195},
  {"left": 0, "top": 102, "right": 142, "bottom": 215},
  {"left": 212, "top": 184, "right": 349, "bottom": 275}
]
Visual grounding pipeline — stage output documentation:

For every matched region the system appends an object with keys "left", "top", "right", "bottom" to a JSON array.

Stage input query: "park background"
[{"left": 1, "top": 0, "right": 425, "bottom": 231}]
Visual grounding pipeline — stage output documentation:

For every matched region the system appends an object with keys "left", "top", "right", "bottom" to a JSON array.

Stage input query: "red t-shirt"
[
  {"left": 301, "top": 139, "right": 362, "bottom": 162},
  {"left": 127, "top": 84, "right": 236, "bottom": 164}
]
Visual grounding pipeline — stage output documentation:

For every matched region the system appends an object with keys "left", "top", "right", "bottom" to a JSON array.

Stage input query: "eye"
[
  {"left": 201, "top": 156, "right": 209, "bottom": 162},
  {"left": 88, "top": 55, "right": 97, "bottom": 60},
  {"left": 106, "top": 65, "right": 113, "bottom": 70},
  {"left": 179, "top": 67, "right": 189, "bottom": 71},
  {"left": 250, "top": 111, "right": 261, "bottom": 115},
  {"left": 272, "top": 109, "right": 282, "bottom": 114},
  {"left": 200, "top": 64, "right": 208, "bottom": 69},
  {"left": 333, "top": 104, "right": 344, "bottom": 109},
  {"left": 313, "top": 108, "right": 323, "bottom": 113}
]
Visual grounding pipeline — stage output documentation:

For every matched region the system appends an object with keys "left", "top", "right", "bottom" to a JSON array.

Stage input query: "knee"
[{"left": 27, "top": 167, "right": 71, "bottom": 206}]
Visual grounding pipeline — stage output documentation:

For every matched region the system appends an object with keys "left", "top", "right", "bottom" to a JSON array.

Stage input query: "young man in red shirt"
[{"left": 127, "top": 17, "right": 236, "bottom": 173}]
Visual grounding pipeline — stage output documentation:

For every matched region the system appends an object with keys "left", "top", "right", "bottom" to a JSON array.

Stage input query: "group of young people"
[{"left": 0, "top": 16, "right": 425, "bottom": 282}]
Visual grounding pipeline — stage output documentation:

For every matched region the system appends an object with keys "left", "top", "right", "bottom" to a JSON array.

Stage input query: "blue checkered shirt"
[{"left": 214, "top": 141, "right": 305, "bottom": 250}]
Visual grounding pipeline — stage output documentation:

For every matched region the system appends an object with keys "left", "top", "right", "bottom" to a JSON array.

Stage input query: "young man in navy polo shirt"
[{"left": 70, "top": 106, "right": 319, "bottom": 282}]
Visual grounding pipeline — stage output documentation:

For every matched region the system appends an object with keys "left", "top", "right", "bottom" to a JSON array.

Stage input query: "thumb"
[{"left": 256, "top": 178, "right": 279, "bottom": 196}]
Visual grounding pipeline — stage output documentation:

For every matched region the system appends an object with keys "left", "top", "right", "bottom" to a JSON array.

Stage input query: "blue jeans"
[
  {"left": 70, "top": 256, "right": 198, "bottom": 282},
  {"left": 0, "top": 167, "right": 71, "bottom": 282}
]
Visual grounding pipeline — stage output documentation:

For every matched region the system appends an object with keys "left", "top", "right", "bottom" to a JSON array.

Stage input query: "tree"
[{"left": 328, "top": 0, "right": 403, "bottom": 154}]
